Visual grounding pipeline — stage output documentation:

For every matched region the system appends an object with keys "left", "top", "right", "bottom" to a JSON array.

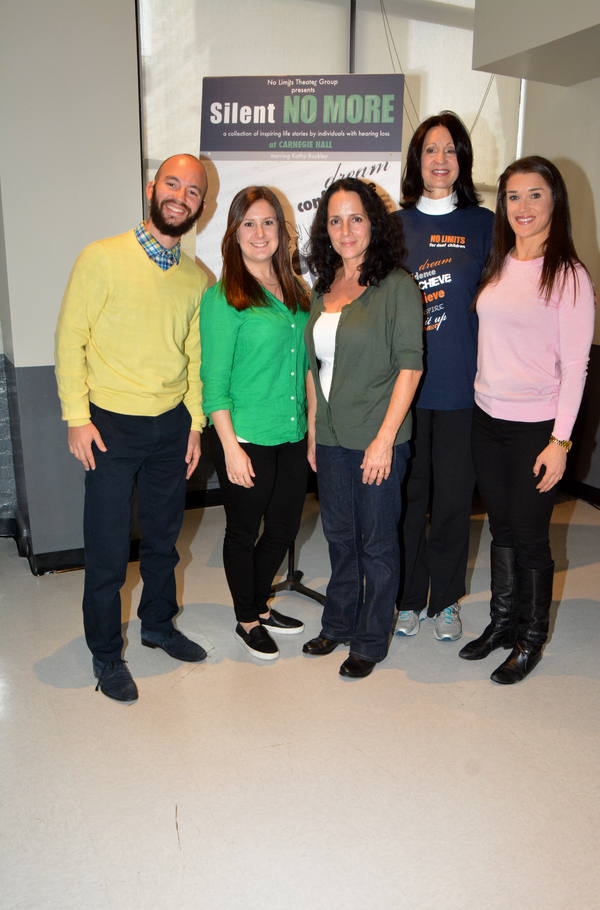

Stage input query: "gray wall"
[
  {"left": 0, "top": 0, "right": 143, "bottom": 566},
  {"left": 520, "top": 77, "right": 600, "bottom": 491}
]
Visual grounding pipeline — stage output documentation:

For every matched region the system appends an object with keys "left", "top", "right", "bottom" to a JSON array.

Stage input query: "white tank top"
[{"left": 313, "top": 312, "right": 341, "bottom": 402}]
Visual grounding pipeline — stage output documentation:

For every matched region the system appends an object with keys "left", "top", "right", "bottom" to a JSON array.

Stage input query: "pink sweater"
[{"left": 474, "top": 255, "right": 595, "bottom": 439}]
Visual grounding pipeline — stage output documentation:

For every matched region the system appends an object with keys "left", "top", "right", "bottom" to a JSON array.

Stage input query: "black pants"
[
  {"left": 210, "top": 428, "right": 308, "bottom": 624},
  {"left": 471, "top": 405, "right": 555, "bottom": 568},
  {"left": 83, "top": 402, "right": 191, "bottom": 662},
  {"left": 399, "top": 407, "right": 476, "bottom": 616}
]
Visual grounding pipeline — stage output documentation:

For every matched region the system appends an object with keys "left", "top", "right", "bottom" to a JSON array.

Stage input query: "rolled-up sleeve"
[{"left": 199, "top": 284, "right": 240, "bottom": 416}]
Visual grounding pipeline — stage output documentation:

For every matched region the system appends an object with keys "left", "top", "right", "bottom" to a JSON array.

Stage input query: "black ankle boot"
[
  {"left": 459, "top": 545, "right": 518, "bottom": 660},
  {"left": 491, "top": 561, "right": 554, "bottom": 685}
]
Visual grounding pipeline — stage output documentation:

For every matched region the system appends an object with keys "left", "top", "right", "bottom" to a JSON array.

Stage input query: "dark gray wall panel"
[{"left": 12, "top": 362, "right": 85, "bottom": 554}]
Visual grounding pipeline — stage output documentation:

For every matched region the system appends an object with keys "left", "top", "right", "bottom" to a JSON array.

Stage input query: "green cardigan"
[
  {"left": 304, "top": 269, "right": 423, "bottom": 449},
  {"left": 200, "top": 281, "right": 309, "bottom": 445}
]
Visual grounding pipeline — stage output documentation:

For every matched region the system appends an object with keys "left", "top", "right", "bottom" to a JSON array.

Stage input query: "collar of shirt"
[{"left": 135, "top": 223, "right": 181, "bottom": 270}]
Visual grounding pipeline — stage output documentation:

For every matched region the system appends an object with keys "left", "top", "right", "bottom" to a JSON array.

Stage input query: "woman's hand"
[
  {"left": 224, "top": 443, "right": 255, "bottom": 488},
  {"left": 533, "top": 443, "right": 568, "bottom": 492},
  {"left": 361, "top": 437, "right": 393, "bottom": 485},
  {"left": 210, "top": 410, "right": 255, "bottom": 487},
  {"left": 307, "top": 439, "right": 317, "bottom": 473},
  {"left": 359, "top": 369, "right": 421, "bottom": 486}
]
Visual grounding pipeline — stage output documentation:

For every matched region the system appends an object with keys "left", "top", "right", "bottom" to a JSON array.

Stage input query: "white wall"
[
  {"left": 139, "top": 0, "right": 520, "bottom": 227},
  {"left": 354, "top": 0, "right": 520, "bottom": 210},
  {"left": 521, "top": 77, "right": 600, "bottom": 343},
  {"left": 0, "top": 0, "right": 143, "bottom": 368},
  {"left": 473, "top": 0, "right": 600, "bottom": 72}
]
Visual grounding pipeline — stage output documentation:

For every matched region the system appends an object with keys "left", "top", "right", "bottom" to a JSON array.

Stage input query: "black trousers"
[
  {"left": 82, "top": 402, "right": 191, "bottom": 662},
  {"left": 210, "top": 428, "right": 308, "bottom": 624},
  {"left": 471, "top": 405, "right": 555, "bottom": 568},
  {"left": 399, "top": 407, "right": 476, "bottom": 616}
]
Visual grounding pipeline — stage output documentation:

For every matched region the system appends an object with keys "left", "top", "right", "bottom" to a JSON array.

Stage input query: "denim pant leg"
[
  {"left": 136, "top": 402, "right": 191, "bottom": 632},
  {"left": 317, "top": 443, "right": 408, "bottom": 661},
  {"left": 353, "top": 444, "right": 407, "bottom": 660},
  {"left": 83, "top": 407, "right": 146, "bottom": 662},
  {"left": 316, "top": 445, "right": 363, "bottom": 644}
]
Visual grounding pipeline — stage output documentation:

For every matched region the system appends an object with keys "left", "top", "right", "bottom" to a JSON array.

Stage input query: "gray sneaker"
[
  {"left": 433, "top": 604, "right": 462, "bottom": 641},
  {"left": 395, "top": 610, "right": 427, "bottom": 636}
]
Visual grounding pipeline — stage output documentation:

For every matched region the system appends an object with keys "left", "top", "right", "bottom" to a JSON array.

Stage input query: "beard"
[{"left": 148, "top": 186, "right": 202, "bottom": 238}]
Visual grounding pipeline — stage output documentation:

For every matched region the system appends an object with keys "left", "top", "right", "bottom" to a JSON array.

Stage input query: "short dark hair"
[
  {"left": 476, "top": 155, "right": 589, "bottom": 305},
  {"left": 221, "top": 186, "right": 308, "bottom": 312},
  {"left": 306, "top": 178, "right": 408, "bottom": 294},
  {"left": 401, "top": 111, "right": 481, "bottom": 210}
]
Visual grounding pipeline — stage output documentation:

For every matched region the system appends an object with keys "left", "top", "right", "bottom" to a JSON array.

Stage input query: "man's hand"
[
  {"left": 185, "top": 430, "right": 201, "bottom": 479},
  {"left": 68, "top": 423, "right": 107, "bottom": 471}
]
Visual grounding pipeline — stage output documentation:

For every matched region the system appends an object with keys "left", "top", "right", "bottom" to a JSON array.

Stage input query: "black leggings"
[
  {"left": 471, "top": 405, "right": 555, "bottom": 569},
  {"left": 210, "top": 428, "right": 308, "bottom": 623}
]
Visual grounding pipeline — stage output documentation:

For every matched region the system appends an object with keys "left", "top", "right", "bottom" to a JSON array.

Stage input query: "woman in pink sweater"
[{"left": 460, "top": 156, "right": 595, "bottom": 683}]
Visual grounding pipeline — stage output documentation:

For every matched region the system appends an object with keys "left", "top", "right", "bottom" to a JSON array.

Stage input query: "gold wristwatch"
[{"left": 549, "top": 435, "right": 572, "bottom": 452}]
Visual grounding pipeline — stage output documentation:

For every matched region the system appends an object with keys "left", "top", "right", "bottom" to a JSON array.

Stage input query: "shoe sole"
[
  {"left": 302, "top": 640, "right": 348, "bottom": 656},
  {"left": 339, "top": 667, "right": 376, "bottom": 679},
  {"left": 141, "top": 639, "right": 207, "bottom": 662},
  {"left": 260, "top": 622, "right": 305, "bottom": 635},
  {"left": 236, "top": 634, "right": 279, "bottom": 660},
  {"left": 433, "top": 629, "right": 462, "bottom": 641},
  {"left": 395, "top": 612, "right": 427, "bottom": 636},
  {"left": 96, "top": 686, "right": 138, "bottom": 703}
]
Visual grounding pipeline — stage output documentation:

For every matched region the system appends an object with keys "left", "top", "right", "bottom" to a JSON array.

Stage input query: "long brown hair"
[
  {"left": 221, "top": 186, "right": 309, "bottom": 312},
  {"left": 475, "top": 156, "right": 588, "bottom": 307}
]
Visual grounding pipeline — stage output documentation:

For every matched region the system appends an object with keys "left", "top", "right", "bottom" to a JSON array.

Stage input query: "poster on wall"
[{"left": 198, "top": 73, "right": 404, "bottom": 284}]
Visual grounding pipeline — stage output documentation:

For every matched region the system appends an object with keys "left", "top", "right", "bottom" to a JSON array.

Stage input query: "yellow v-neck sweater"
[{"left": 55, "top": 230, "right": 207, "bottom": 430}]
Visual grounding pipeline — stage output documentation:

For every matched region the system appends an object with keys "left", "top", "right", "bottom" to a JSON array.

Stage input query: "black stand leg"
[{"left": 270, "top": 542, "right": 326, "bottom": 606}]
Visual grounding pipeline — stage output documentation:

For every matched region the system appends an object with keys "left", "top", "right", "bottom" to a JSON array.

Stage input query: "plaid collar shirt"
[{"left": 135, "top": 223, "right": 181, "bottom": 271}]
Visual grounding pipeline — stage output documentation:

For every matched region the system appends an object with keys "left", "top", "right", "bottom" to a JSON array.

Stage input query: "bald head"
[
  {"left": 145, "top": 154, "right": 208, "bottom": 246},
  {"left": 154, "top": 154, "right": 208, "bottom": 194}
]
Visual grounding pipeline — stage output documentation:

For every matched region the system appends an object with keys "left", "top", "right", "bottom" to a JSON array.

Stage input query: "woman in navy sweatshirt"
[{"left": 394, "top": 111, "right": 494, "bottom": 644}]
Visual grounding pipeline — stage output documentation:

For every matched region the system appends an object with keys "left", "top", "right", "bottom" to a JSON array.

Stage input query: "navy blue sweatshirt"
[{"left": 395, "top": 205, "right": 494, "bottom": 410}]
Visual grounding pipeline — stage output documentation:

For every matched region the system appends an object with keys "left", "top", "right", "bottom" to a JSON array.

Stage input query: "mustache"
[{"left": 160, "top": 197, "right": 192, "bottom": 217}]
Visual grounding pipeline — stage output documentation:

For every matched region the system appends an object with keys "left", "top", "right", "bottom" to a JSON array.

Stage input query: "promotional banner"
[{"left": 197, "top": 74, "right": 404, "bottom": 283}]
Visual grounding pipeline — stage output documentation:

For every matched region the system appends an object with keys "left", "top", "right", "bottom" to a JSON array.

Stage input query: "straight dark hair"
[
  {"left": 401, "top": 111, "right": 481, "bottom": 210},
  {"left": 306, "top": 178, "right": 408, "bottom": 294},
  {"left": 475, "top": 156, "right": 588, "bottom": 306},
  {"left": 222, "top": 186, "right": 309, "bottom": 312}
]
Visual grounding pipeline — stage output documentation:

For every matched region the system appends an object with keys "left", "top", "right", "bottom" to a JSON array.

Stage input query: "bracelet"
[{"left": 550, "top": 435, "right": 572, "bottom": 452}]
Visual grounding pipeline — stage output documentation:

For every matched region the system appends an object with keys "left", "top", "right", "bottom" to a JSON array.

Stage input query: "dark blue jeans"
[
  {"left": 316, "top": 442, "right": 409, "bottom": 662},
  {"left": 83, "top": 402, "right": 191, "bottom": 662}
]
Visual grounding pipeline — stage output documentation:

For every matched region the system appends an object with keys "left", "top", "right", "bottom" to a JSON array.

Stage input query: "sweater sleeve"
[
  {"left": 199, "top": 285, "right": 240, "bottom": 416},
  {"left": 54, "top": 242, "right": 110, "bottom": 426},
  {"left": 182, "top": 300, "right": 206, "bottom": 432},
  {"left": 391, "top": 272, "right": 425, "bottom": 372},
  {"left": 553, "top": 266, "right": 595, "bottom": 440}
]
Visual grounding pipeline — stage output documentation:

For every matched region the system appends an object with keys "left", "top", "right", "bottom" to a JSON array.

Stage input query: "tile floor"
[{"left": 1, "top": 494, "right": 599, "bottom": 909}]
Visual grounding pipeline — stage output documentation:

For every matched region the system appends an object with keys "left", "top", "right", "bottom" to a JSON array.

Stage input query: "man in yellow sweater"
[{"left": 55, "top": 154, "right": 209, "bottom": 703}]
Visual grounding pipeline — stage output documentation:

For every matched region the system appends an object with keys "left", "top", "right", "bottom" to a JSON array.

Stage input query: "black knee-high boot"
[
  {"left": 490, "top": 561, "right": 554, "bottom": 685},
  {"left": 459, "top": 545, "right": 518, "bottom": 660}
]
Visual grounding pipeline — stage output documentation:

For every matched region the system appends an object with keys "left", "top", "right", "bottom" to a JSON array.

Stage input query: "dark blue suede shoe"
[
  {"left": 92, "top": 658, "right": 138, "bottom": 702},
  {"left": 141, "top": 628, "right": 207, "bottom": 662}
]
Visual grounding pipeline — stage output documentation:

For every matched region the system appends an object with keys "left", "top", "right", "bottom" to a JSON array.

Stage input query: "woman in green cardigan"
[
  {"left": 302, "top": 178, "right": 423, "bottom": 678},
  {"left": 200, "top": 186, "right": 310, "bottom": 660}
]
